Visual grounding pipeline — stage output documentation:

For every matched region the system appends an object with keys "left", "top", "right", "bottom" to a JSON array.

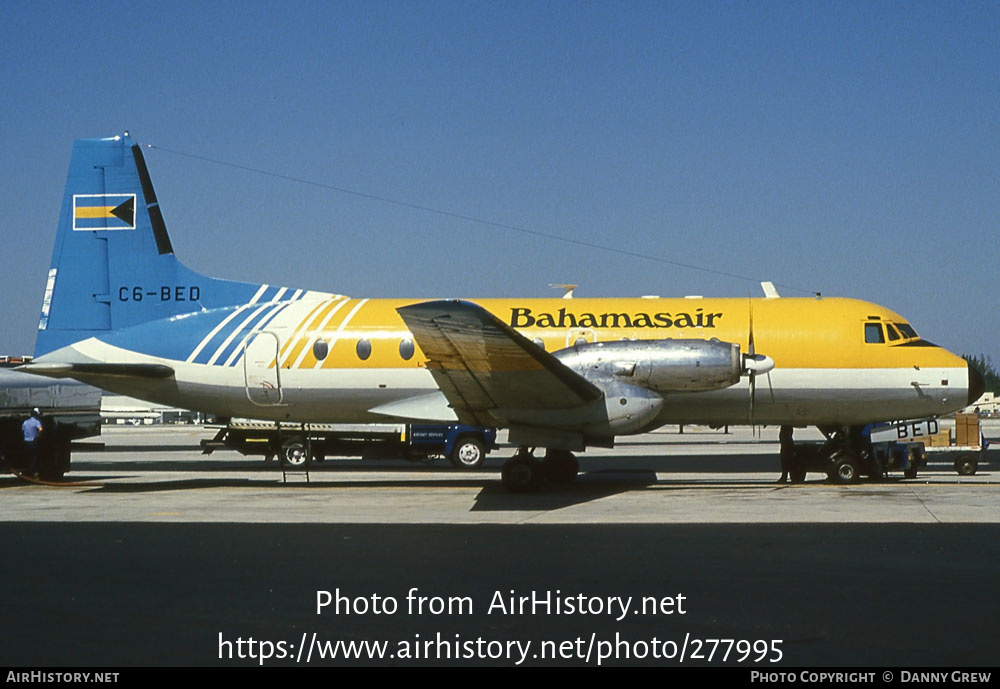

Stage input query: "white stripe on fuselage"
[
  {"left": 295, "top": 299, "right": 353, "bottom": 366},
  {"left": 274, "top": 297, "right": 349, "bottom": 369},
  {"left": 285, "top": 298, "right": 369, "bottom": 370},
  {"left": 248, "top": 284, "right": 270, "bottom": 304},
  {"left": 192, "top": 283, "right": 283, "bottom": 364},
  {"left": 221, "top": 301, "right": 291, "bottom": 367},
  {"left": 186, "top": 303, "right": 255, "bottom": 363},
  {"left": 206, "top": 302, "right": 274, "bottom": 366},
  {"left": 309, "top": 298, "right": 370, "bottom": 370}
]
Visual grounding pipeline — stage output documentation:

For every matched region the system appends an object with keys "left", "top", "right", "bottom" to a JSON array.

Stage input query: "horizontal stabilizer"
[{"left": 17, "top": 362, "right": 174, "bottom": 379}]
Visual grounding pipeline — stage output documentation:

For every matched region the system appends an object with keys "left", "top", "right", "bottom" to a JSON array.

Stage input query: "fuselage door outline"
[{"left": 243, "top": 330, "right": 285, "bottom": 406}]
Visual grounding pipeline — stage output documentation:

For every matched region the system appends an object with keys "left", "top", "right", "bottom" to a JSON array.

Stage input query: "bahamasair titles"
[{"left": 21, "top": 135, "right": 985, "bottom": 489}]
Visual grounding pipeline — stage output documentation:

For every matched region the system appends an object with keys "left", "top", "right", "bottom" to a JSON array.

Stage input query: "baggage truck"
[
  {"left": 0, "top": 357, "right": 102, "bottom": 480},
  {"left": 201, "top": 419, "right": 498, "bottom": 470}
]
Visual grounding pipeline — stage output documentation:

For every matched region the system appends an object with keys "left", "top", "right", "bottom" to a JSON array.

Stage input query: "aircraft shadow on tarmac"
[
  {"left": 0, "top": 465, "right": 664, "bottom": 509},
  {"left": 472, "top": 470, "right": 662, "bottom": 510}
]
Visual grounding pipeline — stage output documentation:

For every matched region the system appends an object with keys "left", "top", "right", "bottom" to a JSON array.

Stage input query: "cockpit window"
[
  {"left": 885, "top": 324, "right": 900, "bottom": 341},
  {"left": 864, "top": 323, "right": 885, "bottom": 344},
  {"left": 895, "top": 323, "right": 918, "bottom": 339}
]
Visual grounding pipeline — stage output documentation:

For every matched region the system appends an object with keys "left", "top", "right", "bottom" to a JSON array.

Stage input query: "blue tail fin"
[{"left": 35, "top": 134, "right": 268, "bottom": 356}]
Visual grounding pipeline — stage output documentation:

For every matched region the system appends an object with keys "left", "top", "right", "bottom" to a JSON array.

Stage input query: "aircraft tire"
[
  {"left": 789, "top": 466, "right": 807, "bottom": 483},
  {"left": 827, "top": 451, "right": 860, "bottom": 484},
  {"left": 954, "top": 454, "right": 978, "bottom": 476},
  {"left": 502, "top": 454, "right": 541, "bottom": 492},
  {"left": 450, "top": 436, "right": 486, "bottom": 469},
  {"left": 542, "top": 450, "right": 578, "bottom": 484}
]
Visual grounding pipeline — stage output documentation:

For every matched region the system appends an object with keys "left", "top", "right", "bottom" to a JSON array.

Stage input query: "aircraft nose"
[{"left": 968, "top": 361, "right": 986, "bottom": 406}]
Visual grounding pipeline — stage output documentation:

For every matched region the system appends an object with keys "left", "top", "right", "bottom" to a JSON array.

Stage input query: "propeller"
[{"left": 743, "top": 299, "right": 775, "bottom": 432}]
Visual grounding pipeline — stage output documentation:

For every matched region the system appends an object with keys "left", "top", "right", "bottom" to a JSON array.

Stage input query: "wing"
[{"left": 397, "top": 300, "right": 602, "bottom": 427}]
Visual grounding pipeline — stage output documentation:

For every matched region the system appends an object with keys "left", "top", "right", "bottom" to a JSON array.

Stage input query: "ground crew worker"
[{"left": 22, "top": 407, "right": 43, "bottom": 478}]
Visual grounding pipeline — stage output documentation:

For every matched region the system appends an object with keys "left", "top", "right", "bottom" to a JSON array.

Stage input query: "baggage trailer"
[
  {"left": 201, "top": 419, "right": 498, "bottom": 470},
  {"left": 925, "top": 442, "right": 986, "bottom": 476},
  {"left": 868, "top": 414, "right": 987, "bottom": 477},
  {"left": 917, "top": 413, "right": 988, "bottom": 476}
]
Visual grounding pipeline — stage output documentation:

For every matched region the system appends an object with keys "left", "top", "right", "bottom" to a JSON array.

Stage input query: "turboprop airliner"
[{"left": 21, "top": 134, "right": 985, "bottom": 489}]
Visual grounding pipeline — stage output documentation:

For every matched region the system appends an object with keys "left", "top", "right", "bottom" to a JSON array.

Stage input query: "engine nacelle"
[
  {"left": 553, "top": 338, "right": 743, "bottom": 393},
  {"left": 597, "top": 381, "right": 665, "bottom": 434}
]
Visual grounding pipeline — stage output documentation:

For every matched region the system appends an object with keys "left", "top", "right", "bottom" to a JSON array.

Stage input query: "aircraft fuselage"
[{"left": 40, "top": 293, "right": 975, "bottom": 431}]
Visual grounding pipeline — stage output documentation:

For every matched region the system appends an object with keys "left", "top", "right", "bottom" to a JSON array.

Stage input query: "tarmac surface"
[{"left": 2, "top": 424, "right": 998, "bottom": 667}]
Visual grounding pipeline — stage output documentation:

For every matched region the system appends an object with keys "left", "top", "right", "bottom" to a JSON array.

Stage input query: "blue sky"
[{"left": 1, "top": 1, "right": 997, "bottom": 365}]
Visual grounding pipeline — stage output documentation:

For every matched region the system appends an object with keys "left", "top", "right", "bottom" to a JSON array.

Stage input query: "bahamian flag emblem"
[{"left": 72, "top": 193, "right": 136, "bottom": 231}]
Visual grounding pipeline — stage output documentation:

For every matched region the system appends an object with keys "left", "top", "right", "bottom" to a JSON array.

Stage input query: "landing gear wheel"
[
  {"left": 954, "top": 454, "right": 978, "bottom": 476},
  {"left": 501, "top": 451, "right": 541, "bottom": 493},
  {"left": 828, "top": 451, "right": 860, "bottom": 484},
  {"left": 789, "top": 465, "right": 807, "bottom": 483},
  {"left": 542, "top": 450, "right": 578, "bottom": 484},
  {"left": 450, "top": 437, "right": 486, "bottom": 469},
  {"left": 280, "top": 438, "right": 311, "bottom": 468}
]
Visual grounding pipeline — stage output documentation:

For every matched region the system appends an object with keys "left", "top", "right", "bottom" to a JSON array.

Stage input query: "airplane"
[{"left": 20, "top": 134, "right": 986, "bottom": 489}]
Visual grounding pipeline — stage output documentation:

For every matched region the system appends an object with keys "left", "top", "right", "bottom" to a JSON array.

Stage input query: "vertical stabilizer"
[{"left": 35, "top": 134, "right": 269, "bottom": 356}]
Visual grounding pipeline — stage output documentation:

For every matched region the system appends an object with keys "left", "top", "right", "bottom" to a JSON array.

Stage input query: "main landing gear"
[{"left": 501, "top": 447, "right": 579, "bottom": 492}]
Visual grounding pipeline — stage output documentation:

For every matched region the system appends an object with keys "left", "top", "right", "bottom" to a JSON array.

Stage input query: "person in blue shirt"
[{"left": 21, "top": 407, "right": 43, "bottom": 478}]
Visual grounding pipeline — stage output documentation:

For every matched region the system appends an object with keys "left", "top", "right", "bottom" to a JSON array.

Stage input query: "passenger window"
[
  {"left": 399, "top": 338, "right": 414, "bottom": 360},
  {"left": 864, "top": 323, "right": 885, "bottom": 344},
  {"left": 885, "top": 324, "right": 900, "bottom": 341},
  {"left": 312, "top": 339, "right": 329, "bottom": 361},
  {"left": 356, "top": 338, "right": 372, "bottom": 360}
]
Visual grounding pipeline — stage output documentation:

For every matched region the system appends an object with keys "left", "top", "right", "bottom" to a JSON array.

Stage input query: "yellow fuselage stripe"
[{"left": 277, "top": 296, "right": 965, "bottom": 372}]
